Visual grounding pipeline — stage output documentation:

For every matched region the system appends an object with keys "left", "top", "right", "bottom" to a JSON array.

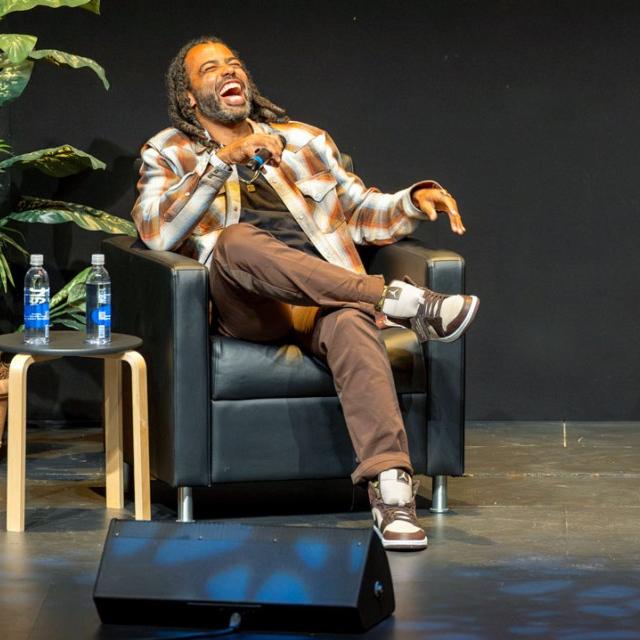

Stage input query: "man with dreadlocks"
[{"left": 132, "top": 36, "right": 479, "bottom": 551}]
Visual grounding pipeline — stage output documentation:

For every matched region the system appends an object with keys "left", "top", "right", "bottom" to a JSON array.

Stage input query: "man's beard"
[{"left": 193, "top": 85, "right": 252, "bottom": 124}]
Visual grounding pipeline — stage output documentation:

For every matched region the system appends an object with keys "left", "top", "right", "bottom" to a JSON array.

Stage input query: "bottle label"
[
  {"left": 24, "top": 287, "right": 50, "bottom": 331},
  {"left": 90, "top": 304, "right": 111, "bottom": 331}
]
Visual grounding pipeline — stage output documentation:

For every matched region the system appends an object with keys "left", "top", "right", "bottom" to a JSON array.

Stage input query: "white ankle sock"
[
  {"left": 379, "top": 468, "right": 412, "bottom": 506},
  {"left": 380, "top": 280, "right": 425, "bottom": 319}
]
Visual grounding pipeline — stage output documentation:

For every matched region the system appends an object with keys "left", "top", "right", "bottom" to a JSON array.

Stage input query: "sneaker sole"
[
  {"left": 373, "top": 525, "right": 428, "bottom": 551},
  {"left": 413, "top": 295, "right": 480, "bottom": 344}
]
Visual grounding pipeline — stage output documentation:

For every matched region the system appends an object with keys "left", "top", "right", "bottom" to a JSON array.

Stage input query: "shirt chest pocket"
[{"left": 295, "top": 171, "right": 344, "bottom": 232}]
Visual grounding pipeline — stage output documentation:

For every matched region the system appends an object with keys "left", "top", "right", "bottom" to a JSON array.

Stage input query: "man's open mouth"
[{"left": 218, "top": 81, "right": 246, "bottom": 106}]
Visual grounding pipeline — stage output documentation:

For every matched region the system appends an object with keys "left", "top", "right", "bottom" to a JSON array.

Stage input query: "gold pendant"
[{"left": 246, "top": 184, "right": 256, "bottom": 192}]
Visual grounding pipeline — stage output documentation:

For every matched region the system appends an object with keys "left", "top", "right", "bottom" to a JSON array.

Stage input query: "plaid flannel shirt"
[{"left": 131, "top": 119, "right": 439, "bottom": 274}]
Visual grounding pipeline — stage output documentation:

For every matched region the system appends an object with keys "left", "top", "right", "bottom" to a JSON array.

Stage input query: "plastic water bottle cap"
[
  {"left": 30, "top": 254, "right": 43, "bottom": 266},
  {"left": 91, "top": 254, "right": 105, "bottom": 266}
]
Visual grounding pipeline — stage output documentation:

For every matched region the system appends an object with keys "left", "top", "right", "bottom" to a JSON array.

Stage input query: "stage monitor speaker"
[{"left": 94, "top": 519, "right": 394, "bottom": 633}]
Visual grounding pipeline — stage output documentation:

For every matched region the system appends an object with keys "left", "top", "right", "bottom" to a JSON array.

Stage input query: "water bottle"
[
  {"left": 85, "top": 253, "right": 111, "bottom": 344},
  {"left": 23, "top": 254, "right": 50, "bottom": 345}
]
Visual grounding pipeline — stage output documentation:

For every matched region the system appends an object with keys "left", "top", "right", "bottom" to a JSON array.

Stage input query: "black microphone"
[{"left": 246, "top": 135, "right": 287, "bottom": 171}]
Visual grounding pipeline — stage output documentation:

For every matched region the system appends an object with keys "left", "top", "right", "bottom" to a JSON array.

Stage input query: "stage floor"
[{"left": 1, "top": 421, "right": 639, "bottom": 639}]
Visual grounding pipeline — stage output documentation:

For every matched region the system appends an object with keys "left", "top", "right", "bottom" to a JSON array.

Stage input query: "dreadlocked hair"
[{"left": 166, "top": 36, "right": 289, "bottom": 150}]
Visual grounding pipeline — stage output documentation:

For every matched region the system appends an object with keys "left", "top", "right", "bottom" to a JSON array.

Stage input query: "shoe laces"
[
  {"left": 402, "top": 276, "right": 448, "bottom": 321},
  {"left": 371, "top": 477, "right": 421, "bottom": 526},
  {"left": 421, "top": 290, "right": 448, "bottom": 320},
  {"left": 383, "top": 502, "right": 419, "bottom": 525}
]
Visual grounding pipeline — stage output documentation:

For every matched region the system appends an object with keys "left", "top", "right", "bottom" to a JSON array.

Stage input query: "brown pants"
[{"left": 209, "top": 223, "right": 413, "bottom": 483}]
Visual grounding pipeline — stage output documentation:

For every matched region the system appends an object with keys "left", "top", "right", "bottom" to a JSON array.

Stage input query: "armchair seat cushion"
[{"left": 211, "top": 326, "right": 426, "bottom": 401}]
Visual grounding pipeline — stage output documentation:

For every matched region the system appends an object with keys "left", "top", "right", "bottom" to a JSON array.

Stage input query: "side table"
[{"left": 0, "top": 331, "right": 151, "bottom": 532}]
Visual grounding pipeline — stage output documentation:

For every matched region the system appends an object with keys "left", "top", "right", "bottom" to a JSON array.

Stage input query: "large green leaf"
[
  {"left": 29, "top": 48, "right": 108, "bottom": 89},
  {"left": 50, "top": 305, "right": 85, "bottom": 321},
  {"left": 53, "top": 317, "right": 85, "bottom": 330},
  {"left": 8, "top": 197, "right": 137, "bottom": 236},
  {"left": 50, "top": 266, "right": 90, "bottom": 308},
  {"left": 0, "top": 34, "right": 37, "bottom": 64},
  {"left": 0, "top": 228, "right": 28, "bottom": 255},
  {"left": 0, "top": 144, "right": 105, "bottom": 176},
  {"left": 0, "top": 58, "right": 33, "bottom": 106},
  {"left": 0, "top": 251, "right": 13, "bottom": 291},
  {"left": 0, "top": 226, "right": 28, "bottom": 292},
  {"left": 0, "top": 0, "right": 100, "bottom": 18}
]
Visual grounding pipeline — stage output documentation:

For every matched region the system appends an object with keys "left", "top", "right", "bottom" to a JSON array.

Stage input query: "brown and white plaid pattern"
[{"left": 131, "top": 119, "right": 441, "bottom": 273}]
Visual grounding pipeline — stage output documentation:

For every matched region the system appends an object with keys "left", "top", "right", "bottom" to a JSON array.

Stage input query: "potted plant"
[{"left": 0, "top": 0, "right": 136, "bottom": 445}]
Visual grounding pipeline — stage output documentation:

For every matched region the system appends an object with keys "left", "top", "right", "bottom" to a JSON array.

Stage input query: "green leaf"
[
  {"left": 0, "top": 59, "right": 33, "bottom": 106},
  {"left": 66, "top": 280, "right": 87, "bottom": 306},
  {"left": 53, "top": 317, "right": 85, "bottom": 331},
  {"left": 8, "top": 198, "right": 137, "bottom": 236},
  {"left": 50, "top": 266, "right": 90, "bottom": 308},
  {"left": 0, "top": 139, "right": 11, "bottom": 155},
  {"left": 29, "top": 48, "right": 108, "bottom": 90},
  {"left": 0, "top": 251, "right": 11, "bottom": 292},
  {"left": 0, "top": 34, "right": 37, "bottom": 64},
  {"left": 0, "top": 144, "right": 105, "bottom": 177},
  {"left": 0, "top": 229, "right": 29, "bottom": 255},
  {"left": 0, "top": 0, "right": 100, "bottom": 18},
  {"left": 51, "top": 305, "right": 84, "bottom": 320}
]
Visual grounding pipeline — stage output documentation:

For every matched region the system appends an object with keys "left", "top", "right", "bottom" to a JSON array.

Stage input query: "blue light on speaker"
[
  {"left": 206, "top": 565, "right": 251, "bottom": 601},
  {"left": 155, "top": 539, "right": 242, "bottom": 565},
  {"left": 111, "top": 537, "right": 151, "bottom": 557},
  {"left": 255, "top": 572, "right": 310, "bottom": 604},
  {"left": 349, "top": 540, "right": 366, "bottom": 573},
  {"left": 294, "top": 537, "right": 329, "bottom": 569}
]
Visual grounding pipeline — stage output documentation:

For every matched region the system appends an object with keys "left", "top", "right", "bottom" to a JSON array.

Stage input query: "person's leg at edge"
[
  {"left": 209, "top": 222, "right": 479, "bottom": 345},
  {"left": 208, "top": 223, "right": 476, "bottom": 550},
  {"left": 208, "top": 223, "right": 384, "bottom": 341},
  {"left": 301, "top": 306, "right": 428, "bottom": 551}
]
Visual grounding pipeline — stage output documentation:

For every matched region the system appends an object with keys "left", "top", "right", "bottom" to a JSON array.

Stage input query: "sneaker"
[
  {"left": 368, "top": 469, "right": 428, "bottom": 551},
  {"left": 411, "top": 287, "right": 479, "bottom": 343},
  {"left": 379, "top": 278, "right": 479, "bottom": 343}
]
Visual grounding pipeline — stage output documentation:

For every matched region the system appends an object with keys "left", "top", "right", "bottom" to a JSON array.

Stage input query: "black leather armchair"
[{"left": 103, "top": 232, "right": 466, "bottom": 521}]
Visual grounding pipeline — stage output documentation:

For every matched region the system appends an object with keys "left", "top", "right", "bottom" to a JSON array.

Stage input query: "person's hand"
[
  {"left": 411, "top": 186, "right": 466, "bottom": 235},
  {"left": 216, "top": 133, "right": 285, "bottom": 167}
]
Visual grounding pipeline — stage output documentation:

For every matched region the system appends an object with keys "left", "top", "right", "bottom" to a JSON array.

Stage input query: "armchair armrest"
[
  {"left": 365, "top": 238, "right": 465, "bottom": 294},
  {"left": 102, "top": 236, "right": 211, "bottom": 487},
  {"left": 366, "top": 238, "right": 466, "bottom": 476}
]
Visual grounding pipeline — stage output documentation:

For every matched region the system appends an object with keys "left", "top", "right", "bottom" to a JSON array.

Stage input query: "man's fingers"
[
  {"left": 413, "top": 187, "right": 466, "bottom": 234},
  {"left": 418, "top": 196, "right": 438, "bottom": 221},
  {"left": 449, "top": 212, "right": 466, "bottom": 235},
  {"left": 437, "top": 193, "right": 459, "bottom": 216},
  {"left": 435, "top": 192, "right": 466, "bottom": 235}
]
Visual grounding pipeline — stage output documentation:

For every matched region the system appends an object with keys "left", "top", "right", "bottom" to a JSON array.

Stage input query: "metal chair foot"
[
  {"left": 430, "top": 475, "right": 449, "bottom": 513},
  {"left": 177, "top": 486, "right": 194, "bottom": 522}
]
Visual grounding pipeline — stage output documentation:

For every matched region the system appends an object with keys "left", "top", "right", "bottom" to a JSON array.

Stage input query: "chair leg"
[
  {"left": 121, "top": 351, "right": 151, "bottom": 521},
  {"left": 6, "top": 354, "right": 35, "bottom": 532},
  {"left": 103, "top": 358, "right": 124, "bottom": 510},
  {"left": 430, "top": 475, "right": 449, "bottom": 513},
  {"left": 177, "top": 486, "right": 194, "bottom": 523}
]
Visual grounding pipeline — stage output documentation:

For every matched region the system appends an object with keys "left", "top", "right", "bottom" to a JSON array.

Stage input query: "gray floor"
[{"left": 1, "top": 421, "right": 639, "bottom": 640}]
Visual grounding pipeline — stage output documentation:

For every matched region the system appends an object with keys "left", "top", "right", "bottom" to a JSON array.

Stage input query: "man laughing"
[{"left": 132, "top": 36, "right": 479, "bottom": 551}]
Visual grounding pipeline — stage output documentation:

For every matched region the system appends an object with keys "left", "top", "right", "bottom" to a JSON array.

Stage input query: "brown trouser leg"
[{"left": 209, "top": 223, "right": 413, "bottom": 483}]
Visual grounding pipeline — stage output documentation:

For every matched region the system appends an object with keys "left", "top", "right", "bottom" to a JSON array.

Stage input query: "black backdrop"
[{"left": 2, "top": 0, "right": 640, "bottom": 422}]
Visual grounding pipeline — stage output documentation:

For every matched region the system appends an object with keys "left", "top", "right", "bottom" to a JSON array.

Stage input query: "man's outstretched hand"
[{"left": 411, "top": 186, "right": 466, "bottom": 235}]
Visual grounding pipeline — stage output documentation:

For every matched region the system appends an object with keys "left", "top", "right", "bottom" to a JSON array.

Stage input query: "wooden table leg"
[
  {"left": 121, "top": 351, "right": 151, "bottom": 520},
  {"left": 103, "top": 358, "right": 124, "bottom": 510},
  {"left": 6, "top": 354, "right": 35, "bottom": 532}
]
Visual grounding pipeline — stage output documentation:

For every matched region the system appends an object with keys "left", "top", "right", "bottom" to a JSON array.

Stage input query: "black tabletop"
[{"left": 0, "top": 331, "right": 142, "bottom": 357}]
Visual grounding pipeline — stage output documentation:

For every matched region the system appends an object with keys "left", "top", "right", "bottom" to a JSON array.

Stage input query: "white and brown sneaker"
[
  {"left": 368, "top": 469, "right": 428, "bottom": 551},
  {"left": 378, "top": 278, "right": 479, "bottom": 343}
]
